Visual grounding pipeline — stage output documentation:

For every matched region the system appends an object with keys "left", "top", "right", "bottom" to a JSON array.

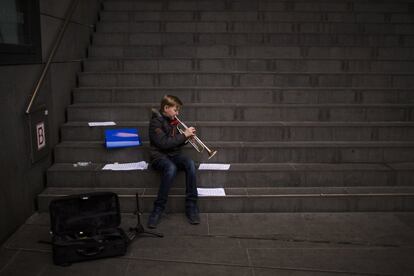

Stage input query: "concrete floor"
[{"left": 1, "top": 212, "right": 413, "bottom": 276}]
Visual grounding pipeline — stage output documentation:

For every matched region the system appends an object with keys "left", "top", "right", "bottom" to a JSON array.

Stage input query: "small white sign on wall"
[
  {"left": 28, "top": 107, "right": 49, "bottom": 163},
  {"left": 36, "top": 122, "right": 46, "bottom": 150}
]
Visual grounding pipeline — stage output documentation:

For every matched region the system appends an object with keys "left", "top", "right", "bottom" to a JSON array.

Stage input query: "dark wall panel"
[{"left": 0, "top": 0, "right": 101, "bottom": 245}]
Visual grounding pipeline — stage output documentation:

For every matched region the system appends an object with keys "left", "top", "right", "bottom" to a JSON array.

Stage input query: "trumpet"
[{"left": 175, "top": 116, "right": 218, "bottom": 159}]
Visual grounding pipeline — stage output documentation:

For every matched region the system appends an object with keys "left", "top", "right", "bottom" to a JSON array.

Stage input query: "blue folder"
[{"left": 104, "top": 128, "right": 141, "bottom": 148}]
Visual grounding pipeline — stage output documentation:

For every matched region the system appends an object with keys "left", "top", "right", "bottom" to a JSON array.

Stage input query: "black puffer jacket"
[{"left": 148, "top": 109, "right": 187, "bottom": 162}]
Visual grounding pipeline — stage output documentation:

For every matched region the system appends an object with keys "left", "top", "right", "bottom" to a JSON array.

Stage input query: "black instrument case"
[{"left": 49, "top": 192, "right": 128, "bottom": 266}]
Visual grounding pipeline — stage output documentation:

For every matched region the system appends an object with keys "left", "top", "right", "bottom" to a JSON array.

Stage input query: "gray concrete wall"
[{"left": 0, "top": 0, "right": 101, "bottom": 245}]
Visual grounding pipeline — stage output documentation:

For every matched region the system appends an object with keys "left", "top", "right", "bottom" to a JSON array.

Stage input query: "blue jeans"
[{"left": 151, "top": 154, "right": 198, "bottom": 212}]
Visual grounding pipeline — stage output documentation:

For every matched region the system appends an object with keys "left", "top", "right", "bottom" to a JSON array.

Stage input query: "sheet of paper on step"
[
  {"left": 198, "top": 163, "right": 230, "bottom": 170},
  {"left": 102, "top": 161, "right": 148, "bottom": 171},
  {"left": 88, "top": 121, "right": 116, "bottom": 127},
  {"left": 197, "top": 188, "right": 226, "bottom": 197}
]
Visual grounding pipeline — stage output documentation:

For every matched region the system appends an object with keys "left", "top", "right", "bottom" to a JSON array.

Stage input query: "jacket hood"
[
  {"left": 151, "top": 108, "right": 162, "bottom": 119},
  {"left": 151, "top": 108, "right": 172, "bottom": 121}
]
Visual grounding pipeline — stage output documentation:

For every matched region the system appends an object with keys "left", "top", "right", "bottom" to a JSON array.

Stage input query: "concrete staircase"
[{"left": 38, "top": 0, "right": 414, "bottom": 213}]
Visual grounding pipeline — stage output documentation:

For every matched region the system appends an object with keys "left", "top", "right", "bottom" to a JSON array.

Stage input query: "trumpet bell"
[{"left": 207, "top": 149, "right": 218, "bottom": 160}]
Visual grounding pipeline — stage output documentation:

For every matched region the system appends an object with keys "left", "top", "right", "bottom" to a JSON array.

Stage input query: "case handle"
[{"left": 76, "top": 246, "right": 104, "bottom": 257}]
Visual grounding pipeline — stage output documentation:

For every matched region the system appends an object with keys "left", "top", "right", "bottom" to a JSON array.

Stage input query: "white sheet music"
[
  {"left": 197, "top": 188, "right": 226, "bottom": 197},
  {"left": 102, "top": 161, "right": 148, "bottom": 171},
  {"left": 88, "top": 121, "right": 116, "bottom": 127},
  {"left": 199, "top": 163, "right": 230, "bottom": 170}
]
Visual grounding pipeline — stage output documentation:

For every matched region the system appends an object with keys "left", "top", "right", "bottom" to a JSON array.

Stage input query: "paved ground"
[{"left": 1, "top": 212, "right": 413, "bottom": 276}]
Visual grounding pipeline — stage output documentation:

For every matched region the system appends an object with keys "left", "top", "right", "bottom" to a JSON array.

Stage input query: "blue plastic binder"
[{"left": 104, "top": 128, "right": 141, "bottom": 148}]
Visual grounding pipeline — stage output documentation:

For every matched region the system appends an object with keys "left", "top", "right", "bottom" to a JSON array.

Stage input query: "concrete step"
[
  {"left": 66, "top": 103, "right": 414, "bottom": 122},
  {"left": 96, "top": 21, "right": 414, "bottom": 35},
  {"left": 99, "top": 10, "right": 414, "bottom": 24},
  {"left": 83, "top": 57, "right": 414, "bottom": 73},
  {"left": 102, "top": 0, "right": 413, "bottom": 13},
  {"left": 72, "top": 87, "right": 414, "bottom": 104},
  {"left": 46, "top": 162, "right": 414, "bottom": 188},
  {"left": 92, "top": 32, "right": 414, "bottom": 47},
  {"left": 53, "top": 141, "right": 414, "bottom": 163},
  {"left": 37, "top": 186, "right": 414, "bottom": 212},
  {"left": 61, "top": 121, "right": 414, "bottom": 142},
  {"left": 77, "top": 72, "right": 414, "bottom": 88},
  {"left": 88, "top": 45, "right": 414, "bottom": 59}
]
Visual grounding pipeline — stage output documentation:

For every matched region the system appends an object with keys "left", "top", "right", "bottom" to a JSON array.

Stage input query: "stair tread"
[
  {"left": 78, "top": 71, "right": 414, "bottom": 75},
  {"left": 38, "top": 186, "right": 414, "bottom": 197},
  {"left": 96, "top": 20, "right": 414, "bottom": 23},
  {"left": 88, "top": 44, "right": 414, "bottom": 49},
  {"left": 102, "top": 9, "right": 413, "bottom": 14},
  {"left": 62, "top": 121, "right": 414, "bottom": 127},
  {"left": 92, "top": 31, "right": 414, "bottom": 36},
  {"left": 55, "top": 141, "right": 414, "bottom": 147},
  {"left": 49, "top": 162, "right": 400, "bottom": 172},
  {"left": 68, "top": 102, "right": 414, "bottom": 107},
  {"left": 99, "top": 9, "right": 414, "bottom": 13},
  {"left": 84, "top": 56, "right": 414, "bottom": 61},
  {"left": 73, "top": 86, "right": 414, "bottom": 91}
]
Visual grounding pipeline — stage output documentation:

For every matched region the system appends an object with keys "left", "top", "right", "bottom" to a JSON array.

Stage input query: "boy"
[{"left": 147, "top": 95, "right": 200, "bottom": 228}]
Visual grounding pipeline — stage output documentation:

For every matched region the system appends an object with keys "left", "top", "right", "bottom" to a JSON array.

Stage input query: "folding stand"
[{"left": 128, "top": 193, "right": 164, "bottom": 240}]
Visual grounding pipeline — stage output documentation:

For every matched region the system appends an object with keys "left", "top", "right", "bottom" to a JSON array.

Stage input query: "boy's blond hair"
[{"left": 160, "top": 95, "right": 183, "bottom": 110}]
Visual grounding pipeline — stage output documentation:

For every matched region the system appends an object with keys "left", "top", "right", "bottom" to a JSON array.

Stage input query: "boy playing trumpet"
[{"left": 147, "top": 95, "right": 200, "bottom": 228}]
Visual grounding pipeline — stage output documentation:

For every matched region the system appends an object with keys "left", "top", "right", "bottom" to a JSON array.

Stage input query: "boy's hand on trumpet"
[{"left": 183, "top": 127, "right": 196, "bottom": 138}]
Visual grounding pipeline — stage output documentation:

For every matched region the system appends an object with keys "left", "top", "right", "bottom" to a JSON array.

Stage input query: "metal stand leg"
[{"left": 128, "top": 193, "right": 164, "bottom": 240}]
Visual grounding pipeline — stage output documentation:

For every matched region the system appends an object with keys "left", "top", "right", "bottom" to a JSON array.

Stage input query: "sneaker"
[
  {"left": 147, "top": 210, "right": 162, "bottom": 229},
  {"left": 186, "top": 207, "right": 200, "bottom": 225}
]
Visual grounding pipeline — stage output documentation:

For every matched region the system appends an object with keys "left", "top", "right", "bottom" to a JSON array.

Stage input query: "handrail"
[{"left": 25, "top": 0, "right": 80, "bottom": 114}]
